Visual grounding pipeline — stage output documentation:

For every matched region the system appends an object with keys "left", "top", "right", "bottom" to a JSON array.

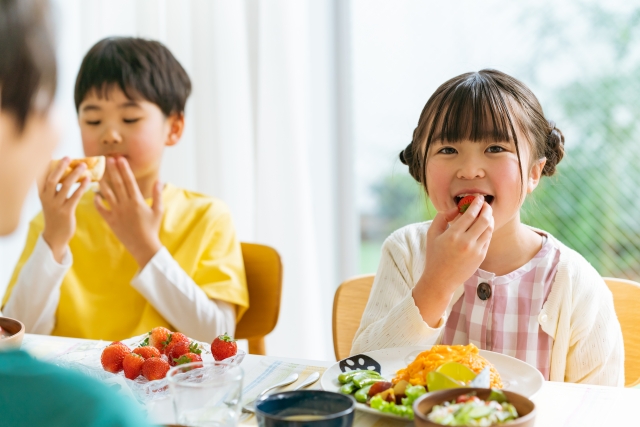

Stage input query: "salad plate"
[{"left": 320, "top": 346, "right": 544, "bottom": 420}]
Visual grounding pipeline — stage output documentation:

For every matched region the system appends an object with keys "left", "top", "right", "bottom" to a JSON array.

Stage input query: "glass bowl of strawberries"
[{"left": 51, "top": 328, "right": 245, "bottom": 403}]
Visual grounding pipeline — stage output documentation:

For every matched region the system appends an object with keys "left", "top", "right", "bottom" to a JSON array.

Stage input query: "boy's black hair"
[
  {"left": 74, "top": 37, "right": 192, "bottom": 116},
  {"left": 0, "top": 0, "right": 57, "bottom": 131}
]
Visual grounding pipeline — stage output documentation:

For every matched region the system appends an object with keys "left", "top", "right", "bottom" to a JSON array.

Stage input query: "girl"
[{"left": 351, "top": 69, "right": 624, "bottom": 386}]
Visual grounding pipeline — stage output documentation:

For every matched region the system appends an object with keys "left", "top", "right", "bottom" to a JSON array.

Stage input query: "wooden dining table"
[{"left": 20, "top": 333, "right": 640, "bottom": 427}]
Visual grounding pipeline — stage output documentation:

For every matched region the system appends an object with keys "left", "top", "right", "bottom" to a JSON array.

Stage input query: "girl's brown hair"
[{"left": 399, "top": 69, "right": 565, "bottom": 190}]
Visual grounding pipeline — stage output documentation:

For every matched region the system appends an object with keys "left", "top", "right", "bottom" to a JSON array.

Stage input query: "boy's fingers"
[
  {"left": 151, "top": 181, "right": 163, "bottom": 215},
  {"left": 106, "top": 157, "right": 127, "bottom": 200},
  {"left": 94, "top": 194, "right": 112, "bottom": 220},
  {"left": 66, "top": 177, "right": 91, "bottom": 207},
  {"left": 117, "top": 157, "right": 142, "bottom": 201},
  {"left": 57, "top": 163, "right": 88, "bottom": 199},
  {"left": 43, "top": 157, "right": 70, "bottom": 194},
  {"left": 99, "top": 181, "right": 118, "bottom": 208}
]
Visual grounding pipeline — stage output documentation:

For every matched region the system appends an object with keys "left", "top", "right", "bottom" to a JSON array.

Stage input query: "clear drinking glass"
[{"left": 167, "top": 361, "right": 244, "bottom": 427}]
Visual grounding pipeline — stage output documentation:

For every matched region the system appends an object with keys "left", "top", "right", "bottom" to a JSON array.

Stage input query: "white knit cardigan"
[{"left": 351, "top": 221, "right": 625, "bottom": 386}]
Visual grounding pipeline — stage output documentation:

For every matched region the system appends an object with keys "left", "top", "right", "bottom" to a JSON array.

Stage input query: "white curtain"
[{"left": 0, "top": 0, "right": 356, "bottom": 361}]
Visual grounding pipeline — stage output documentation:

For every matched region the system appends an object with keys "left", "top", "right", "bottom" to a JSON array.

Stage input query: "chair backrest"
[
  {"left": 235, "top": 243, "right": 283, "bottom": 355},
  {"left": 332, "top": 274, "right": 375, "bottom": 360},
  {"left": 603, "top": 277, "right": 640, "bottom": 387}
]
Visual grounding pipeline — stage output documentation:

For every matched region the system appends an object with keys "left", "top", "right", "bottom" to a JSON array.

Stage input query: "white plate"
[{"left": 320, "top": 346, "right": 544, "bottom": 420}]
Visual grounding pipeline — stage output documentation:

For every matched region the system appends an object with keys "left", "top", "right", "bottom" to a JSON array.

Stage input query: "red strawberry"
[
  {"left": 174, "top": 353, "right": 203, "bottom": 366},
  {"left": 211, "top": 332, "right": 237, "bottom": 361},
  {"left": 148, "top": 327, "right": 171, "bottom": 352},
  {"left": 169, "top": 341, "right": 202, "bottom": 366},
  {"left": 457, "top": 195, "right": 476, "bottom": 214},
  {"left": 133, "top": 346, "right": 161, "bottom": 360},
  {"left": 123, "top": 353, "right": 145, "bottom": 380},
  {"left": 101, "top": 343, "right": 131, "bottom": 373},
  {"left": 141, "top": 357, "right": 171, "bottom": 381},
  {"left": 163, "top": 332, "right": 190, "bottom": 357}
]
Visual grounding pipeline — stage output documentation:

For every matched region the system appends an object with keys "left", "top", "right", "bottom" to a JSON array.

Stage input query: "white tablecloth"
[{"left": 21, "top": 334, "right": 640, "bottom": 427}]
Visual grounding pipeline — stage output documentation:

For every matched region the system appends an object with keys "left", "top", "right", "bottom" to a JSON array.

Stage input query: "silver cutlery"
[
  {"left": 241, "top": 372, "right": 299, "bottom": 414},
  {"left": 293, "top": 371, "right": 320, "bottom": 391}
]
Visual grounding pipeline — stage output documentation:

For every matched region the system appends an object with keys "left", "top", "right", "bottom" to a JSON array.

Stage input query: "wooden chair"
[
  {"left": 603, "top": 277, "right": 640, "bottom": 387},
  {"left": 235, "top": 243, "right": 283, "bottom": 355},
  {"left": 332, "top": 274, "right": 375, "bottom": 360}
]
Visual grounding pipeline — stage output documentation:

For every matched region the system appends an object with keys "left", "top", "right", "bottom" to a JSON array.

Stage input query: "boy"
[
  {"left": 2, "top": 37, "right": 249, "bottom": 343},
  {"left": 0, "top": 1, "right": 155, "bottom": 426}
]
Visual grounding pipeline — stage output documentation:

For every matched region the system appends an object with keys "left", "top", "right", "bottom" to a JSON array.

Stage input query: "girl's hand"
[
  {"left": 40, "top": 157, "right": 92, "bottom": 263},
  {"left": 94, "top": 156, "right": 163, "bottom": 268},
  {"left": 412, "top": 195, "right": 494, "bottom": 327}
]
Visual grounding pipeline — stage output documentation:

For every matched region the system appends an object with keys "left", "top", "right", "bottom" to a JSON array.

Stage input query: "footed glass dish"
[{"left": 51, "top": 334, "right": 245, "bottom": 403}]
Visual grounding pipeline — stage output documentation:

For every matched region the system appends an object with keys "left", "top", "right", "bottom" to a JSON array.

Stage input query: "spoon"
[{"left": 293, "top": 371, "right": 321, "bottom": 390}]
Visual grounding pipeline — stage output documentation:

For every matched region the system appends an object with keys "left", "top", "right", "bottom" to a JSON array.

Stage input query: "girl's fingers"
[
  {"left": 42, "top": 157, "right": 71, "bottom": 196},
  {"left": 449, "top": 195, "right": 485, "bottom": 232},
  {"left": 466, "top": 202, "right": 494, "bottom": 240},
  {"left": 106, "top": 157, "right": 128, "bottom": 200},
  {"left": 117, "top": 157, "right": 143, "bottom": 201},
  {"left": 476, "top": 216, "right": 494, "bottom": 248},
  {"left": 443, "top": 206, "right": 461, "bottom": 223}
]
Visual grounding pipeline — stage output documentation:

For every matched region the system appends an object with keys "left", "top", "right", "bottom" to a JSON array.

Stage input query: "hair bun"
[
  {"left": 399, "top": 142, "right": 412, "bottom": 165},
  {"left": 543, "top": 120, "right": 565, "bottom": 176}
]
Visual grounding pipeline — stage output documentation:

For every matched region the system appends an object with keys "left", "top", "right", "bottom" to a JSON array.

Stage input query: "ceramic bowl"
[
  {"left": 255, "top": 390, "right": 355, "bottom": 427},
  {"left": 413, "top": 388, "right": 536, "bottom": 427},
  {"left": 0, "top": 317, "right": 25, "bottom": 351}
]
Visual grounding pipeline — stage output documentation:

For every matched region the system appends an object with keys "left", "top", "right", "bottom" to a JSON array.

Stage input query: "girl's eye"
[
  {"left": 85, "top": 120, "right": 100, "bottom": 125},
  {"left": 123, "top": 118, "right": 141, "bottom": 124},
  {"left": 438, "top": 147, "right": 457, "bottom": 155},
  {"left": 486, "top": 145, "right": 506, "bottom": 153}
]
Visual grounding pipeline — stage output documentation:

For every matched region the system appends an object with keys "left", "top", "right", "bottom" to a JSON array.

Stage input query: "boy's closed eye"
[{"left": 123, "top": 118, "right": 141, "bottom": 124}]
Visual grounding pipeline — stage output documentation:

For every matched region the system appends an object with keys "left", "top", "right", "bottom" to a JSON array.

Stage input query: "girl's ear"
[
  {"left": 527, "top": 157, "right": 546, "bottom": 193},
  {"left": 166, "top": 113, "right": 185, "bottom": 147}
]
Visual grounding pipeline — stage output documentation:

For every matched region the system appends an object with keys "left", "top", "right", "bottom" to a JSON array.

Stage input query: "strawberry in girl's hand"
[
  {"left": 163, "top": 332, "right": 190, "bottom": 357},
  {"left": 147, "top": 327, "right": 171, "bottom": 352},
  {"left": 123, "top": 353, "right": 145, "bottom": 380},
  {"left": 168, "top": 341, "right": 202, "bottom": 366},
  {"left": 101, "top": 342, "right": 131, "bottom": 373},
  {"left": 211, "top": 332, "right": 237, "bottom": 361},
  {"left": 141, "top": 357, "right": 170, "bottom": 381},
  {"left": 133, "top": 346, "right": 161, "bottom": 360},
  {"left": 457, "top": 195, "right": 476, "bottom": 214},
  {"left": 175, "top": 353, "right": 203, "bottom": 366}
]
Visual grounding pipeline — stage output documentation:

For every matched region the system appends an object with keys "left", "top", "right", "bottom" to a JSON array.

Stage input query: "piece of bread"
[{"left": 50, "top": 156, "right": 106, "bottom": 183}]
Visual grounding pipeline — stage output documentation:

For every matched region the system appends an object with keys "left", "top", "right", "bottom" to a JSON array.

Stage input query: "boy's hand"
[
  {"left": 94, "top": 156, "right": 163, "bottom": 268},
  {"left": 412, "top": 195, "right": 494, "bottom": 327},
  {"left": 41, "top": 158, "right": 92, "bottom": 263}
]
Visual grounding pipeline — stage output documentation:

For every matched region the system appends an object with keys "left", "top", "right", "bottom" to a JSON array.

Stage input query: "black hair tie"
[{"left": 399, "top": 142, "right": 413, "bottom": 165}]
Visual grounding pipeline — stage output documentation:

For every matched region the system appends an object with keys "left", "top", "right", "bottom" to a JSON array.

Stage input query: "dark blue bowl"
[{"left": 255, "top": 390, "right": 355, "bottom": 427}]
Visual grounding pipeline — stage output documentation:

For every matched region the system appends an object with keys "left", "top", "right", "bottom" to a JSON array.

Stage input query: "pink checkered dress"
[{"left": 442, "top": 235, "right": 560, "bottom": 380}]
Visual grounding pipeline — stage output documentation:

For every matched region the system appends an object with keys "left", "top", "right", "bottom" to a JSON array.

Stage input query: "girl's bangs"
[{"left": 428, "top": 76, "right": 517, "bottom": 145}]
